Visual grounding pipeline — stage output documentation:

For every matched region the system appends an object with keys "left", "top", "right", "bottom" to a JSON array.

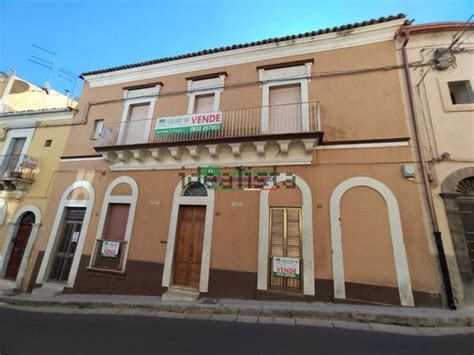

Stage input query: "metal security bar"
[
  {"left": 0, "top": 154, "right": 40, "bottom": 181},
  {"left": 91, "top": 239, "right": 127, "bottom": 271},
  {"left": 96, "top": 101, "right": 321, "bottom": 148}
]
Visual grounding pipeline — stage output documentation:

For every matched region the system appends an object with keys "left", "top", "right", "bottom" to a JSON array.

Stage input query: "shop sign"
[
  {"left": 198, "top": 166, "right": 276, "bottom": 190},
  {"left": 101, "top": 241, "right": 121, "bottom": 258},
  {"left": 272, "top": 257, "right": 300, "bottom": 279},
  {"left": 155, "top": 112, "right": 222, "bottom": 136}
]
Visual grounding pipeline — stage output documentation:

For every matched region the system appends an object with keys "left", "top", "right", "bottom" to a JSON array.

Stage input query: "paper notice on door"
[{"left": 71, "top": 231, "right": 80, "bottom": 243}]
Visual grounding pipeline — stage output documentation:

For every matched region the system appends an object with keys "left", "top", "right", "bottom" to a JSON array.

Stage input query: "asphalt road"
[{"left": 0, "top": 308, "right": 473, "bottom": 355}]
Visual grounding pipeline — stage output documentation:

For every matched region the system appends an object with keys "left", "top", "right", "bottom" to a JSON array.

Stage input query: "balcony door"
[
  {"left": 269, "top": 84, "right": 302, "bottom": 134},
  {"left": 1, "top": 137, "right": 26, "bottom": 174},
  {"left": 122, "top": 103, "right": 150, "bottom": 145}
]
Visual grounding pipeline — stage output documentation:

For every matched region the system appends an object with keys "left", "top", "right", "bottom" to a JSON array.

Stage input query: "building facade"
[
  {"left": 26, "top": 15, "right": 445, "bottom": 307},
  {"left": 0, "top": 99, "right": 76, "bottom": 293},
  {"left": 403, "top": 22, "right": 474, "bottom": 307}
]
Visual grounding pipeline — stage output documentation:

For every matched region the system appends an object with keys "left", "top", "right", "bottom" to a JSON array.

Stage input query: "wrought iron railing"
[
  {"left": 91, "top": 239, "right": 127, "bottom": 271},
  {"left": 95, "top": 101, "right": 321, "bottom": 148},
  {"left": 0, "top": 154, "right": 40, "bottom": 181}
]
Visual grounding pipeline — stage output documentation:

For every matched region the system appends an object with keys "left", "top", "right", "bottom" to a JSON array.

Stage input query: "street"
[{"left": 0, "top": 308, "right": 472, "bottom": 355}]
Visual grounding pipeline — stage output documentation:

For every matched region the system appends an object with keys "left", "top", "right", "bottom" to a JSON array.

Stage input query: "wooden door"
[
  {"left": 459, "top": 201, "right": 474, "bottom": 271},
  {"left": 49, "top": 207, "right": 85, "bottom": 282},
  {"left": 5, "top": 224, "right": 33, "bottom": 280},
  {"left": 173, "top": 205, "right": 206, "bottom": 288}
]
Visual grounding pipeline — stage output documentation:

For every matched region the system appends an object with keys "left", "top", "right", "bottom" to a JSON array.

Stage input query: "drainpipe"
[{"left": 399, "top": 30, "right": 456, "bottom": 310}]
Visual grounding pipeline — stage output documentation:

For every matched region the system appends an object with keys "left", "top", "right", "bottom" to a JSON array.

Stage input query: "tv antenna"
[
  {"left": 28, "top": 44, "right": 56, "bottom": 90},
  {"left": 57, "top": 67, "right": 79, "bottom": 98}
]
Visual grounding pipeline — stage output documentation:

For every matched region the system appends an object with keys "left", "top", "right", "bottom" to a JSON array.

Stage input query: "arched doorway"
[
  {"left": 441, "top": 169, "right": 474, "bottom": 305},
  {"left": 5, "top": 212, "right": 35, "bottom": 280},
  {"left": 162, "top": 177, "right": 215, "bottom": 294}
]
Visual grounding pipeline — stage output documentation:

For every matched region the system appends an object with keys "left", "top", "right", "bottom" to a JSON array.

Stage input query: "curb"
[{"left": 1, "top": 296, "right": 473, "bottom": 328}]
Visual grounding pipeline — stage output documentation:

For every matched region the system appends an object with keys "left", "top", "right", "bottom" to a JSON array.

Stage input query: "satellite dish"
[
  {"left": 0, "top": 72, "right": 7, "bottom": 82},
  {"left": 10, "top": 79, "right": 30, "bottom": 94}
]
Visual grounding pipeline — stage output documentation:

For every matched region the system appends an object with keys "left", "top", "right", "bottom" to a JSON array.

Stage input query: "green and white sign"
[
  {"left": 155, "top": 112, "right": 222, "bottom": 136},
  {"left": 272, "top": 257, "right": 300, "bottom": 279}
]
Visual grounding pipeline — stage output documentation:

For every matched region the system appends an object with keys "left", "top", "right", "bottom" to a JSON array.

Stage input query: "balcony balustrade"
[
  {"left": 95, "top": 102, "right": 322, "bottom": 169},
  {"left": 96, "top": 101, "right": 321, "bottom": 148},
  {"left": 0, "top": 154, "right": 40, "bottom": 191}
]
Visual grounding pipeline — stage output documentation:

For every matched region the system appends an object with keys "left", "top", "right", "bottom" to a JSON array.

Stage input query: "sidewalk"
[{"left": 1, "top": 292, "right": 473, "bottom": 336}]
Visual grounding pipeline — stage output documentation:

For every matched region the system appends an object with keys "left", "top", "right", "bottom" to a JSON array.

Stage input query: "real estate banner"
[
  {"left": 272, "top": 257, "right": 300, "bottom": 279},
  {"left": 155, "top": 112, "right": 223, "bottom": 136},
  {"left": 101, "top": 241, "right": 120, "bottom": 258}
]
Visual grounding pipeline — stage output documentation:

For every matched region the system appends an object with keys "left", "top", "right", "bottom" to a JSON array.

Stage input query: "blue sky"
[{"left": 0, "top": 0, "right": 472, "bottom": 97}]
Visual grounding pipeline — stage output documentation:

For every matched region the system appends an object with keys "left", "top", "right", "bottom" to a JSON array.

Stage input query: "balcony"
[
  {"left": 95, "top": 102, "right": 323, "bottom": 170},
  {"left": 89, "top": 239, "right": 127, "bottom": 272},
  {"left": 0, "top": 154, "right": 40, "bottom": 191}
]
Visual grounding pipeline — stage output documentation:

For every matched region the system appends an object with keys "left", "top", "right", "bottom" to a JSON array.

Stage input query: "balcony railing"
[
  {"left": 96, "top": 101, "right": 321, "bottom": 148},
  {"left": 0, "top": 154, "right": 40, "bottom": 182},
  {"left": 91, "top": 239, "right": 127, "bottom": 271}
]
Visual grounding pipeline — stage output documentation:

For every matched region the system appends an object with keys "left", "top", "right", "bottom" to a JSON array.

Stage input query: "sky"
[{"left": 0, "top": 0, "right": 472, "bottom": 97}]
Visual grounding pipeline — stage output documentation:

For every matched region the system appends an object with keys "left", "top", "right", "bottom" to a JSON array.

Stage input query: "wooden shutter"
[
  {"left": 268, "top": 207, "right": 302, "bottom": 293},
  {"left": 194, "top": 94, "right": 215, "bottom": 113},
  {"left": 269, "top": 84, "right": 302, "bottom": 133},
  {"left": 103, "top": 203, "right": 130, "bottom": 241}
]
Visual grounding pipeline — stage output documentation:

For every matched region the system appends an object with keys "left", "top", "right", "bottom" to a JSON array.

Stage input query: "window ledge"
[{"left": 86, "top": 266, "right": 126, "bottom": 276}]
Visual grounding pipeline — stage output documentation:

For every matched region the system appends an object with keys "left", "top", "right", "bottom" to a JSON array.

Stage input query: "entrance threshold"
[{"left": 162, "top": 285, "right": 200, "bottom": 302}]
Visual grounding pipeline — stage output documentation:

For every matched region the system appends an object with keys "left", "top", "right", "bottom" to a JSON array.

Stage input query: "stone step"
[
  {"left": 31, "top": 284, "right": 65, "bottom": 297},
  {"left": 162, "top": 286, "right": 199, "bottom": 302}
]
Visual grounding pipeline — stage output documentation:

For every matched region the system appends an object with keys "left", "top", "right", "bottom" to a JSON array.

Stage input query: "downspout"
[{"left": 399, "top": 30, "right": 456, "bottom": 310}]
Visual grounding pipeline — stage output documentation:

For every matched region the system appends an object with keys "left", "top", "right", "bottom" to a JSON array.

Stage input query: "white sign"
[
  {"left": 71, "top": 231, "right": 80, "bottom": 243},
  {"left": 155, "top": 111, "right": 222, "bottom": 136},
  {"left": 272, "top": 257, "right": 300, "bottom": 279},
  {"left": 101, "top": 241, "right": 120, "bottom": 257}
]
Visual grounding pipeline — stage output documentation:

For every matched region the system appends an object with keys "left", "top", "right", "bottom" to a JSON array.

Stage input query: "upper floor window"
[
  {"left": 258, "top": 60, "right": 312, "bottom": 134},
  {"left": 448, "top": 80, "right": 474, "bottom": 105},
  {"left": 194, "top": 94, "right": 215, "bottom": 114},
  {"left": 186, "top": 73, "right": 225, "bottom": 114},
  {"left": 118, "top": 85, "right": 161, "bottom": 145}
]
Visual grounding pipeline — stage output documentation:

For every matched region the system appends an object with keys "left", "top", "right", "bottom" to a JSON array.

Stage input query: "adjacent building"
[
  {"left": 23, "top": 15, "right": 447, "bottom": 307},
  {"left": 0, "top": 74, "right": 77, "bottom": 294},
  {"left": 403, "top": 22, "right": 474, "bottom": 307}
]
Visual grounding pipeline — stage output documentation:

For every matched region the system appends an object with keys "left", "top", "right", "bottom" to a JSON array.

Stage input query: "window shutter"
[
  {"left": 128, "top": 104, "right": 150, "bottom": 121},
  {"left": 286, "top": 208, "right": 301, "bottom": 258},
  {"left": 103, "top": 203, "right": 130, "bottom": 241},
  {"left": 270, "top": 208, "right": 285, "bottom": 257},
  {"left": 194, "top": 94, "right": 215, "bottom": 113},
  {"left": 269, "top": 84, "right": 302, "bottom": 133}
]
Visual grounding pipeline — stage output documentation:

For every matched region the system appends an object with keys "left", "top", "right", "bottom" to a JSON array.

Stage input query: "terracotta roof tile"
[{"left": 80, "top": 14, "right": 407, "bottom": 78}]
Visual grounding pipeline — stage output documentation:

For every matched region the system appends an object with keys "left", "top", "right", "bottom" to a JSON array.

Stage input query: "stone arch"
[
  {"left": 330, "top": 177, "right": 414, "bottom": 307},
  {"left": 258, "top": 173, "right": 314, "bottom": 296}
]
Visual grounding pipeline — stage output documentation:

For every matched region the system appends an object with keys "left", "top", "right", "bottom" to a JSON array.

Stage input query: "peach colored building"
[{"left": 24, "top": 15, "right": 448, "bottom": 307}]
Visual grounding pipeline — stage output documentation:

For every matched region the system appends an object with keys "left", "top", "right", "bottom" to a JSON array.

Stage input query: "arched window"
[
  {"left": 455, "top": 177, "right": 474, "bottom": 195},
  {"left": 183, "top": 182, "right": 208, "bottom": 197},
  {"left": 90, "top": 176, "right": 138, "bottom": 272}
]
